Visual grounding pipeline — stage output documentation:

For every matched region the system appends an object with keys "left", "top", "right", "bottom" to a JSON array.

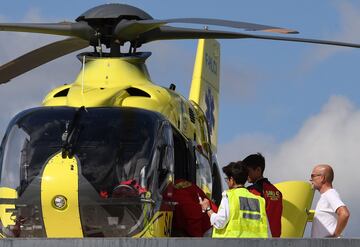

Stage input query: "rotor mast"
[{"left": 75, "top": 3, "right": 153, "bottom": 57}]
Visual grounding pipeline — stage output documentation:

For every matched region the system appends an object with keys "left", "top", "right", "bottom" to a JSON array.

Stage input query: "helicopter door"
[
  {"left": 194, "top": 149, "right": 212, "bottom": 199},
  {"left": 137, "top": 122, "right": 174, "bottom": 238}
]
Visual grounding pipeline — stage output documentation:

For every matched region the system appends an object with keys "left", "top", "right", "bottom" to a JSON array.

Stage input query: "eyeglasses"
[
  {"left": 224, "top": 177, "right": 230, "bottom": 182},
  {"left": 310, "top": 174, "right": 322, "bottom": 179}
]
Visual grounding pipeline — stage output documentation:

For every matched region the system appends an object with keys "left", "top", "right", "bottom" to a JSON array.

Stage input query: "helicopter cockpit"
[{"left": 0, "top": 106, "right": 174, "bottom": 237}]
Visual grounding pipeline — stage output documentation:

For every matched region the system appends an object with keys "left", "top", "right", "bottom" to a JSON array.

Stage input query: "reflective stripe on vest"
[{"left": 212, "top": 188, "right": 268, "bottom": 238}]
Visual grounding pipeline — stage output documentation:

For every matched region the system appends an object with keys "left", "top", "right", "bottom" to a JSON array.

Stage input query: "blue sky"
[{"left": 1, "top": 0, "right": 360, "bottom": 237}]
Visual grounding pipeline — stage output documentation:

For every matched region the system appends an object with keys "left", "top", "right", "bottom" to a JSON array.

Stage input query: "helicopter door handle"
[
  {"left": 140, "top": 198, "right": 156, "bottom": 204},
  {"left": 163, "top": 201, "right": 178, "bottom": 206}
]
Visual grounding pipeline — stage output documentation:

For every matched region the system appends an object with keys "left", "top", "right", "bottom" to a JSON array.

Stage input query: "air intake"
[
  {"left": 189, "top": 107, "right": 196, "bottom": 123},
  {"left": 126, "top": 87, "right": 150, "bottom": 97}
]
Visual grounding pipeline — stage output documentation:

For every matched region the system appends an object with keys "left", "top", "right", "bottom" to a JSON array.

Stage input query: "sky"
[{"left": 0, "top": 0, "right": 360, "bottom": 237}]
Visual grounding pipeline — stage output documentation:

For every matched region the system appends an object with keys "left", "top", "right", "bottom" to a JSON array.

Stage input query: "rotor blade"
[
  {"left": 145, "top": 18, "right": 298, "bottom": 34},
  {"left": 114, "top": 20, "right": 165, "bottom": 41},
  {"left": 0, "top": 22, "right": 94, "bottom": 40},
  {"left": 237, "top": 33, "right": 360, "bottom": 48},
  {"left": 139, "top": 26, "right": 249, "bottom": 42},
  {"left": 0, "top": 37, "right": 89, "bottom": 84},
  {"left": 139, "top": 26, "right": 360, "bottom": 49},
  {"left": 113, "top": 18, "right": 298, "bottom": 41}
]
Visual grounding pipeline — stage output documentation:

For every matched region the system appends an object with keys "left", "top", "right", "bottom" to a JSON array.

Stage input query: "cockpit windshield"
[
  {"left": 0, "top": 107, "right": 159, "bottom": 194},
  {"left": 0, "top": 107, "right": 174, "bottom": 237}
]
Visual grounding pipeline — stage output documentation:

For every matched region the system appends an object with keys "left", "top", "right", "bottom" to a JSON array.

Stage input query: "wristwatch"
[{"left": 205, "top": 207, "right": 211, "bottom": 213}]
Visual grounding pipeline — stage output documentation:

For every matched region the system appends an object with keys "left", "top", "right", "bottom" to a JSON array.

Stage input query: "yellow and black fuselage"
[{"left": 0, "top": 51, "right": 216, "bottom": 238}]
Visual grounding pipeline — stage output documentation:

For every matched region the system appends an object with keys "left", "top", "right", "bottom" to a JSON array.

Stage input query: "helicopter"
[{"left": 0, "top": 3, "right": 360, "bottom": 238}]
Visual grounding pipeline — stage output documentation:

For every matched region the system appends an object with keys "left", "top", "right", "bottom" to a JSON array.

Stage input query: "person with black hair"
[
  {"left": 242, "top": 153, "right": 282, "bottom": 237},
  {"left": 199, "top": 161, "right": 268, "bottom": 238}
]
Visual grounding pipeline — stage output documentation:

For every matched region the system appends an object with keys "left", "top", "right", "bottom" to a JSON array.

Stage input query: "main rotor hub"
[
  {"left": 76, "top": 3, "right": 153, "bottom": 22},
  {"left": 75, "top": 4, "right": 153, "bottom": 48}
]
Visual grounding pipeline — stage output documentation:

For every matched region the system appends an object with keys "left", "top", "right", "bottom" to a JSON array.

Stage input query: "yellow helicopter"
[{"left": 0, "top": 3, "right": 359, "bottom": 238}]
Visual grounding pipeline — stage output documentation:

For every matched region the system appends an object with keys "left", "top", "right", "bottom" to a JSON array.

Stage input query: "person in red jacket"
[
  {"left": 242, "top": 153, "right": 283, "bottom": 237},
  {"left": 170, "top": 179, "right": 218, "bottom": 237}
]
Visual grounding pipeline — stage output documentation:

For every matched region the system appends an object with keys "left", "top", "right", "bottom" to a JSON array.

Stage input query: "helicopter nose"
[{"left": 41, "top": 152, "right": 83, "bottom": 237}]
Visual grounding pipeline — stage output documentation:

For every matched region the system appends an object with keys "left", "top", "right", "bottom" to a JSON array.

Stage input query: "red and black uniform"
[{"left": 247, "top": 178, "right": 282, "bottom": 237}]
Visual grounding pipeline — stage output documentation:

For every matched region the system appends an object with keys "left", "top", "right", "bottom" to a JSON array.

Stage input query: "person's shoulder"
[
  {"left": 262, "top": 178, "right": 274, "bottom": 187},
  {"left": 322, "top": 188, "right": 346, "bottom": 209},
  {"left": 263, "top": 178, "right": 282, "bottom": 193},
  {"left": 261, "top": 178, "right": 282, "bottom": 201},
  {"left": 322, "top": 189, "right": 343, "bottom": 203},
  {"left": 323, "top": 188, "right": 339, "bottom": 195},
  {"left": 245, "top": 190, "right": 266, "bottom": 204},
  {"left": 247, "top": 181, "right": 263, "bottom": 194},
  {"left": 247, "top": 184, "right": 254, "bottom": 189},
  {"left": 323, "top": 188, "right": 342, "bottom": 199}
]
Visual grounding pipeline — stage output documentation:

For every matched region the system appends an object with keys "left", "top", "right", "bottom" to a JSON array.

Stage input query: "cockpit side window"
[
  {"left": 172, "top": 128, "right": 196, "bottom": 183},
  {"left": 195, "top": 150, "right": 212, "bottom": 198},
  {"left": 0, "top": 125, "right": 30, "bottom": 190},
  {"left": 152, "top": 122, "right": 174, "bottom": 192},
  {"left": 211, "top": 159, "right": 222, "bottom": 206}
]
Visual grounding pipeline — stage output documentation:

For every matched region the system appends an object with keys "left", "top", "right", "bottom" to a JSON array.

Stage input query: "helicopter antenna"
[
  {"left": 81, "top": 55, "right": 85, "bottom": 95},
  {"left": 96, "top": 32, "right": 103, "bottom": 57}
]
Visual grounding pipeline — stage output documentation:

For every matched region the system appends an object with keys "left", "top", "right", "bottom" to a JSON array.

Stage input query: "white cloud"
[{"left": 218, "top": 95, "right": 360, "bottom": 237}]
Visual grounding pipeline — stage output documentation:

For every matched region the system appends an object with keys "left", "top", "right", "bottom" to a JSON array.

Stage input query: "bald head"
[{"left": 313, "top": 164, "right": 334, "bottom": 183}]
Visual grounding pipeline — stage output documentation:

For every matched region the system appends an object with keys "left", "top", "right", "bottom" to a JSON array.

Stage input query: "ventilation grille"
[{"left": 189, "top": 107, "right": 196, "bottom": 123}]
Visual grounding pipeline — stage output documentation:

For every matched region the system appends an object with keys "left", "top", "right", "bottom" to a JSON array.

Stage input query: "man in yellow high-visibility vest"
[{"left": 199, "top": 161, "right": 268, "bottom": 238}]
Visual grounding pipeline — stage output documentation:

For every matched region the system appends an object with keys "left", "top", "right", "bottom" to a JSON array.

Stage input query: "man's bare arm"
[{"left": 333, "top": 206, "right": 350, "bottom": 237}]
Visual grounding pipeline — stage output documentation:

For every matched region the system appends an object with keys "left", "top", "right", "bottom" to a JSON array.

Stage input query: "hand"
[
  {"left": 327, "top": 234, "right": 341, "bottom": 238},
  {"left": 199, "top": 198, "right": 210, "bottom": 211},
  {"left": 332, "top": 234, "right": 342, "bottom": 238}
]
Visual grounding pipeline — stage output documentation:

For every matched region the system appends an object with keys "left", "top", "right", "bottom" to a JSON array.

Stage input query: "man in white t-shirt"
[{"left": 310, "top": 164, "right": 350, "bottom": 238}]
